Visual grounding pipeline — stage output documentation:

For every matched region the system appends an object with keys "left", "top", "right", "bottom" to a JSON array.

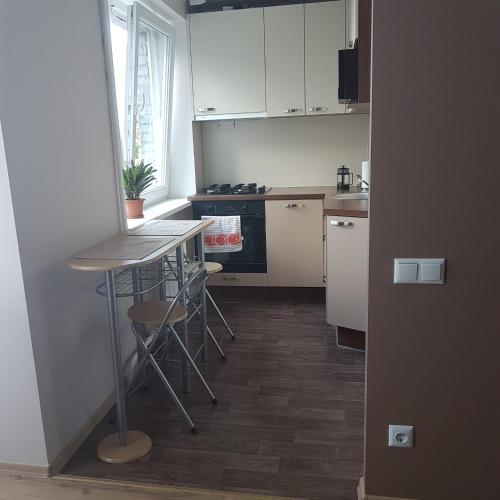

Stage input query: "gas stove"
[{"left": 201, "top": 183, "right": 269, "bottom": 195}]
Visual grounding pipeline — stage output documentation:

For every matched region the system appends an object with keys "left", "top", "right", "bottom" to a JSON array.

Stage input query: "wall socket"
[{"left": 388, "top": 425, "right": 414, "bottom": 448}]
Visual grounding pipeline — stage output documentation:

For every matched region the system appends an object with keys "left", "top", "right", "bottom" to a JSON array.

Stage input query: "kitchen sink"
[{"left": 332, "top": 192, "right": 369, "bottom": 200}]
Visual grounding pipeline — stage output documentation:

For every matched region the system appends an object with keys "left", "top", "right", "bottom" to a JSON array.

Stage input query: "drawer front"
[{"left": 208, "top": 273, "right": 268, "bottom": 287}]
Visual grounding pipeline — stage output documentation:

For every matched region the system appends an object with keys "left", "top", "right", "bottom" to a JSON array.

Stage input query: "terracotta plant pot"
[{"left": 124, "top": 198, "right": 145, "bottom": 219}]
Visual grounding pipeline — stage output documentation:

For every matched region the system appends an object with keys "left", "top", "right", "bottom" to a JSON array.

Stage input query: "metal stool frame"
[
  {"left": 163, "top": 257, "right": 227, "bottom": 361},
  {"left": 183, "top": 257, "right": 236, "bottom": 344},
  {"left": 129, "top": 266, "right": 217, "bottom": 433}
]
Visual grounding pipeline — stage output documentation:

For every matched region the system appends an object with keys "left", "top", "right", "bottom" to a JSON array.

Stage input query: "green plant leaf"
[{"left": 122, "top": 159, "right": 157, "bottom": 199}]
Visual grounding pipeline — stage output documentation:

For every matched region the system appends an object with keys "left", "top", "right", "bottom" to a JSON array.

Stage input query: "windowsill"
[{"left": 127, "top": 198, "right": 192, "bottom": 230}]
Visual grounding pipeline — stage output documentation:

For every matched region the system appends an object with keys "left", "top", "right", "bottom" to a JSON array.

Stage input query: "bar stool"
[
  {"left": 127, "top": 266, "right": 217, "bottom": 433},
  {"left": 204, "top": 262, "right": 236, "bottom": 341},
  {"left": 163, "top": 257, "right": 227, "bottom": 362}
]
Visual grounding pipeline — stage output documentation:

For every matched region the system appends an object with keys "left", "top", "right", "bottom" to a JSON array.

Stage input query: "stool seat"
[
  {"left": 127, "top": 301, "right": 187, "bottom": 327},
  {"left": 205, "top": 262, "right": 223, "bottom": 275}
]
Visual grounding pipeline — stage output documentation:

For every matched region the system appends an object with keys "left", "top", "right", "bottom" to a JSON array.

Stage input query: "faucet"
[
  {"left": 356, "top": 174, "right": 370, "bottom": 191},
  {"left": 356, "top": 175, "right": 370, "bottom": 191}
]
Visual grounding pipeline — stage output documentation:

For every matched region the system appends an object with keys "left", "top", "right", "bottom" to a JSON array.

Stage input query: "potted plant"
[{"left": 122, "top": 160, "right": 157, "bottom": 219}]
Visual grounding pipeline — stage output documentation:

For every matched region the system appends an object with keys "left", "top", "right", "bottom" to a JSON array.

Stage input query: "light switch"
[
  {"left": 394, "top": 261, "right": 419, "bottom": 283},
  {"left": 420, "top": 262, "right": 443, "bottom": 282},
  {"left": 419, "top": 259, "right": 445, "bottom": 283},
  {"left": 394, "top": 258, "right": 446, "bottom": 284}
]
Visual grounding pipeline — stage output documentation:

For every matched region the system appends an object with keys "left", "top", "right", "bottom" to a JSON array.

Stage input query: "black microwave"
[{"left": 338, "top": 43, "right": 358, "bottom": 103}]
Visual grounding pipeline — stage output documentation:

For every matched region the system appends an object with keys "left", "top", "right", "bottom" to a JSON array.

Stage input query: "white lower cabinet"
[
  {"left": 326, "top": 216, "right": 368, "bottom": 332},
  {"left": 266, "top": 200, "right": 324, "bottom": 287}
]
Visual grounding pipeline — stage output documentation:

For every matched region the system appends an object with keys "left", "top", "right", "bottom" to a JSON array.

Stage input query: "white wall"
[
  {"left": 0, "top": 0, "right": 134, "bottom": 464},
  {"left": 0, "top": 122, "right": 47, "bottom": 466},
  {"left": 193, "top": 122, "right": 205, "bottom": 191},
  {"left": 201, "top": 114, "right": 370, "bottom": 187},
  {"left": 168, "top": 15, "right": 197, "bottom": 198}
]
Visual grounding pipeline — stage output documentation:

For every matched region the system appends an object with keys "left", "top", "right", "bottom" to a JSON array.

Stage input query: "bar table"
[{"left": 66, "top": 219, "right": 211, "bottom": 463}]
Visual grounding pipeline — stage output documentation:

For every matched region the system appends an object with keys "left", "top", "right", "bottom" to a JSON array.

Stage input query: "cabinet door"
[
  {"left": 266, "top": 200, "right": 324, "bottom": 287},
  {"left": 264, "top": 5, "right": 305, "bottom": 118},
  {"left": 305, "top": 1, "right": 346, "bottom": 116},
  {"left": 189, "top": 9, "right": 266, "bottom": 117},
  {"left": 326, "top": 216, "right": 368, "bottom": 332}
]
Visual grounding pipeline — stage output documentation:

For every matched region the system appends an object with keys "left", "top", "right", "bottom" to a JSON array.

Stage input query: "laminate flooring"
[{"left": 62, "top": 289, "right": 365, "bottom": 500}]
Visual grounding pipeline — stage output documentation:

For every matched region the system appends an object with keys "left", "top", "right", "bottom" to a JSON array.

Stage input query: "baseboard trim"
[
  {"left": 48, "top": 391, "right": 116, "bottom": 476},
  {"left": 0, "top": 462, "right": 49, "bottom": 476},
  {"left": 358, "top": 477, "right": 418, "bottom": 500},
  {"left": 60, "top": 475, "right": 298, "bottom": 499}
]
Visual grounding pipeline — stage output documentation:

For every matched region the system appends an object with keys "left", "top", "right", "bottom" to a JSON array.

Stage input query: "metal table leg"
[
  {"left": 176, "top": 246, "right": 190, "bottom": 393},
  {"left": 132, "top": 268, "right": 146, "bottom": 386},
  {"left": 105, "top": 270, "right": 127, "bottom": 445},
  {"left": 96, "top": 270, "right": 152, "bottom": 464},
  {"left": 197, "top": 234, "right": 209, "bottom": 362},
  {"left": 158, "top": 258, "right": 167, "bottom": 302}
]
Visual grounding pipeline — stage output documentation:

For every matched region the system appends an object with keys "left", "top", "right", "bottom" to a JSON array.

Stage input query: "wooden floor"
[{"left": 62, "top": 289, "right": 365, "bottom": 500}]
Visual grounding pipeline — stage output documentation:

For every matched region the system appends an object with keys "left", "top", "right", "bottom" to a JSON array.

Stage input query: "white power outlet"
[{"left": 388, "top": 425, "right": 414, "bottom": 448}]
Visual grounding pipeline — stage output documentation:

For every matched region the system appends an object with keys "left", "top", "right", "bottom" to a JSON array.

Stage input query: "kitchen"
[
  {"left": 2, "top": 1, "right": 498, "bottom": 499},
  {"left": 187, "top": 0, "right": 371, "bottom": 343},
  {"left": 66, "top": 0, "right": 370, "bottom": 497},
  {"left": 74, "top": 0, "right": 367, "bottom": 496},
  {"left": 2, "top": 0, "right": 369, "bottom": 499}
]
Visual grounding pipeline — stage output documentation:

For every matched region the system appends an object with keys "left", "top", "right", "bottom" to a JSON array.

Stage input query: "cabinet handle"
[
  {"left": 222, "top": 276, "right": 240, "bottom": 281},
  {"left": 308, "top": 107, "right": 328, "bottom": 112},
  {"left": 197, "top": 107, "right": 215, "bottom": 112},
  {"left": 283, "top": 203, "right": 305, "bottom": 208},
  {"left": 331, "top": 220, "right": 354, "bottom": 227},
  {"left": 283, "top": 108, "right": 303, "bottom": 113}
]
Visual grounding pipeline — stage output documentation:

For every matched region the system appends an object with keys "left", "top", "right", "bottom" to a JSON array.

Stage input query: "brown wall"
[{"left": 366, "top": 1, "right": 500, "bottom": 499}]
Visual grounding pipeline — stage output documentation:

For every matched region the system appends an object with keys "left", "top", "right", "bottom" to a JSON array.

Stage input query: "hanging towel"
[{"left": 201, "top": 215, "right": 242, "bottom": 253}]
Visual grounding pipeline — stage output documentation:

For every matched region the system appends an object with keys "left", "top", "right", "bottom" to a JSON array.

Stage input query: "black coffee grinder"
[{"left": 337, "top": 165, "right": 353, "bottom": 192}]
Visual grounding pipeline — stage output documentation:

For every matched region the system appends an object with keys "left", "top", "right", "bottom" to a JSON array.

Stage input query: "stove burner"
[{"left": 202, "top": 183, "right": 268, "bottom": 195}]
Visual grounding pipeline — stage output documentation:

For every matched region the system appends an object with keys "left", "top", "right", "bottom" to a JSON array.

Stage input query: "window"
[{"left": 110, "top": 1, "right": 175, "bottom": 204}]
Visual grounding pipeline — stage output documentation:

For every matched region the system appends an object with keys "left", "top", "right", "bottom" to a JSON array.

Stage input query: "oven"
[{"left": 191, "top": 200, "right": 267, "bottom": 273}]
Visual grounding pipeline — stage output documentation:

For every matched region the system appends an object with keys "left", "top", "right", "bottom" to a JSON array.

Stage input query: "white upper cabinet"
[
  {"left": 188, "top": 2, "right": 346, "bottom": 120},
  {"left": 264, "top": 4, "right": 305, "bottom": 118},
  {"left": 189, "top": 8, "right": 266, "bottom": 119},
  {"left": 305, "top": 1, "right": 346, "bottom": 115}
]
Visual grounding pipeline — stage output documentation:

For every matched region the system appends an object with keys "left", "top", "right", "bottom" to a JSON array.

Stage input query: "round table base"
[{"left": 97, "top": 430, "right": 152, "bottom": 464}]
